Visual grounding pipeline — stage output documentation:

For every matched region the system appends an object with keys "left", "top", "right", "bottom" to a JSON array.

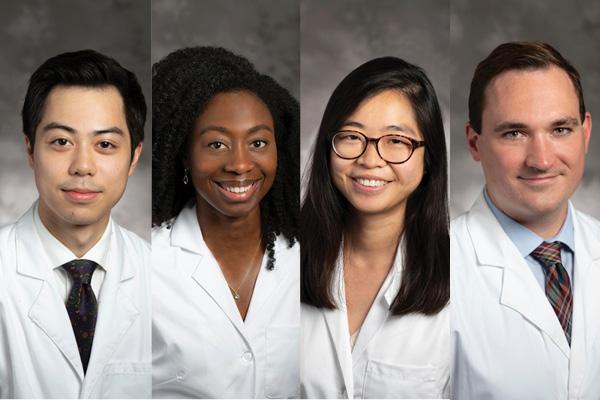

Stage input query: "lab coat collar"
[
  {"left": 172, "top": 201, "right": 288, "bottom": 340},
  {"left": 466, "top": 192, "right": 570, "bottom": 357},
  {"left": 171, "top": 203, "right": 247, "bottom": 335},
  {"left": 15, "top": 205, "right": 139, "bottom": 388}
]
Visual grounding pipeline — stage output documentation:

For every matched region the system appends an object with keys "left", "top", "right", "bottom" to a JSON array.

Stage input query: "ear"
[
  {"left": 466, "top": 122, "right": 482, "bottom": 162},
  {"left": 582, "top": 111, "right": 592, "bottom": 153},
  {"left": 128, "top": 143, "right": 143, "bottom": 176},
  {"left": 25, "top": 136, "right": 35, "bottom": 169}
]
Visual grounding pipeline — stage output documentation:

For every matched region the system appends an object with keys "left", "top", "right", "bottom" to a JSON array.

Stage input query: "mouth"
[
  {"left": 61, "top": 188, "right": 102, "bottom": 202},
  {"left": 518, "top": 175, "right": 559, "bottom": 186},
  {"left": 351, "top": 176, "right": 391, "bottom": 193},
  {"left": 214, "top": 179, "right": 262, "bottom": 202}
]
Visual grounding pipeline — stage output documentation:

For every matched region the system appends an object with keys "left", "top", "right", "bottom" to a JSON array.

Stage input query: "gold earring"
[{"left": 183, "top": 169, "right": 189, "bottom": 185}]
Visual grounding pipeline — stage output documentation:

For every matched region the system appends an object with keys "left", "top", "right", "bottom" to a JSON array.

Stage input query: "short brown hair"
[{"left": 468, "top": 41, "right": 585, "bottom": 133}]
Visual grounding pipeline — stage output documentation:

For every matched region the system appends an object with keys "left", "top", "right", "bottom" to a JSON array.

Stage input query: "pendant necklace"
[{"left": 227, "top": 239, "right": 262, "bottom": 301}]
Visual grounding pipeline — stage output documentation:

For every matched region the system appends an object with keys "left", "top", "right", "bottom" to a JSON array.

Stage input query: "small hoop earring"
[{"left": 183, "top": 169, "right": 189, "bottom": 185}]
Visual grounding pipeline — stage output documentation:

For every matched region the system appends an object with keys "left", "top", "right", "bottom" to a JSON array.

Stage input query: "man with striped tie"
[{"left": 451, "top": 41, "right": 600, "bottom": 399}]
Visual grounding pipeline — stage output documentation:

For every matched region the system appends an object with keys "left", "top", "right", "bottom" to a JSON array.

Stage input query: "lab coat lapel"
[
  {"left": 244, "top": 238, "right": 286, "bottom": 327},
  {"left": 17, "top": 207, "right": 84, "bottom": 380},
  {"left": 322, "top": 307, "right": 354, "bottom": 399},
  {"left": 173, "top": 203, "right": 247, "bottom": 336},
  {"left": 321, "top": 257, "right": 354, "bottom": 399},
  {"left": 467, "top": 194, "right": 570, "bottom": 357},
  {"left": 569, "top": 210, "right": 600, "bottom": 391},
  {"left": 83, "top": 222, "right": 140, "bottom": 396},
  {"left": 351, "top": 246, "right": 402, "bottom": 364}
]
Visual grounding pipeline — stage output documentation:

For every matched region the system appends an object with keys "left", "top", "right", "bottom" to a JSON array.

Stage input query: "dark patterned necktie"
[
  {"left": 61, "top": 259, "right": 99, "bottom": 373},
  {"left": 531, "top": 241, "right": 573, "bottom": 345}
]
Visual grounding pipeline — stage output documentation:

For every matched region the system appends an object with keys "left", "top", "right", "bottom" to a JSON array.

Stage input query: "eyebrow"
[
  {"left": 42, "top": 122, "right": 124, "bottom": 135},
  {"left": 493, "top": 117, "right": 580, "bottom": 133},
  {"left": 340, "top": 121, "right": 417, "bottom": 135},
  {"left": 198, "top": 124, "right": 273, "bottom": 135}
]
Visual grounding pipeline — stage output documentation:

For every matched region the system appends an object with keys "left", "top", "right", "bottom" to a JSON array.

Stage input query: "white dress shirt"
[
  {"left": 301, "top": 244, "right": 450, "bottom": 399},
  {"left": 152, "top": 202, "right": 300, "bottom": 398},
  {"left": 33, "top": 202, "right": 110, "bottom": 301}
]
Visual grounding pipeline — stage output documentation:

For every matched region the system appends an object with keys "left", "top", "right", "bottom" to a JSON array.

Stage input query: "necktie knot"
[
  {"left": 531, "top": 241, "right": 562, "bottom": 270},
  {"left": 61, "top": 259, "right": 98, "bottom": 285}
]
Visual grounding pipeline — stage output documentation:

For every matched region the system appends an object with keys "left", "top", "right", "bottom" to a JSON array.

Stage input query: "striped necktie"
[
  {"left": 61, "top": 259, "right": 99, "bottom": 373},
  {"left": 530, "top": 241, "right": 573, "bottom": 345}
]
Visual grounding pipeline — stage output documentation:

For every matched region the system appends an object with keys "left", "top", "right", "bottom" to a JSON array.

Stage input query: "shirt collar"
[
  {"left": 33, "top": 201, "right": 111, "bottom": 270},
  {"left": 483, "top": 188, "right": 575, "bottom": 256}
]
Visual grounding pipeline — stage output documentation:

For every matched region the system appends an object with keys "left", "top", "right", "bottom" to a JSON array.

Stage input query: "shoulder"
[
  {"left": 151, "top": 218, "right": 175, "bottom": 246},
  {"left": 112, "top": 221, "right": 150, "bottom": 255},
  {"left": 574, "top": 209, "right": 600, "bottom": 233}
]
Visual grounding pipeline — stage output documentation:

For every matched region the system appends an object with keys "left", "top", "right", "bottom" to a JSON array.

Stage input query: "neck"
[
  {"left": 517, "top": 206, "right": 568, "bottom": 240},
  {"left": 38, "top": 201, "right": 108, "bottom": 258},
  {"left": 346, "top": 206, "right": 404, "bottom": 257},
  {"left": 196, "top": 198, "right": 262, "bottom": 254}
]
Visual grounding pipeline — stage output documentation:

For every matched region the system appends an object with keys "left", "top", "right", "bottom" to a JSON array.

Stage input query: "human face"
[
  {"left": 28, "top": 85, "right": 141, "bottom": 231},
  {"left": 330, "top": 90, "right": 425, "bottom": 217},
  {"left": 188, "top": 90, "right": 277, "bottom": 219},
  {"left": 467, "top": 66, "right": 591, "bottom": 228}
]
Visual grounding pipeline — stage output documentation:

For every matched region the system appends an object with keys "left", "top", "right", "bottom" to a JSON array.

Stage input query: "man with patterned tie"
[
  {"left": 451, "top": 41, "right": 600, "bottom": 400},
  {"left": 0, "top": 50, "right": 151, "bottom": 398}
]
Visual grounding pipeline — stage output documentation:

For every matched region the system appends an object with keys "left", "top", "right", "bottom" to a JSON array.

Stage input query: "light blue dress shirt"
[{"left": 483, "top": 189, "right": 575, "bottom": 290}]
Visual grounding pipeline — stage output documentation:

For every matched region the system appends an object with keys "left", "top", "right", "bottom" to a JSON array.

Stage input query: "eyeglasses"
[{"left": 331, "top": 130, "right": 425, "bottom": 164}]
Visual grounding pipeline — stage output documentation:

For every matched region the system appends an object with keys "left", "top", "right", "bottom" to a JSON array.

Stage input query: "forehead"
[
  {"left": 348, "top": 89, "right": 416, "bottom": 122},
  {"left": 39, "top": 85, "right": 127, "bottom": 131},
  {"left": 196, "top": 90, "right": 273, "bottom": 126},
  {"left": 482, "top": 66, "right": 580, "bottom": 127}
]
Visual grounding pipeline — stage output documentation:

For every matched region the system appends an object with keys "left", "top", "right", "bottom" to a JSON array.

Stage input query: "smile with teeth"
[
  {"left": 222, "top": 184, "right": 253, "bottom": 193},
  {"left": 354, "top": 178, "right": 388, "bottom": 187}
]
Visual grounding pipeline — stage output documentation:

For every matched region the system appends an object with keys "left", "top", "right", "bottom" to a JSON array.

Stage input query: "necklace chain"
[{"left": 226, "top": 239, "right": 262, "bottom": 301}]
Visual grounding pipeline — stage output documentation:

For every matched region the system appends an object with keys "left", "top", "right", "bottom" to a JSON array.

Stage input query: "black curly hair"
[{"left": 152, "top": 47, "right": 299, "bottom": 270}]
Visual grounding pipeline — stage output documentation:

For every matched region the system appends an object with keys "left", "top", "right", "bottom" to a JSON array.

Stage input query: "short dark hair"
[
  {"left": 22, "top": 49, "right": 147, "bottom": 157},
  {"left": 152, "top": 46, "right": 299, "bottom": 270},
  {"left": 301, "top": 57, "right": 449, "bottom": 316},
  {"left": 469, "top": 41, "right": 585, "bottom": 133}
]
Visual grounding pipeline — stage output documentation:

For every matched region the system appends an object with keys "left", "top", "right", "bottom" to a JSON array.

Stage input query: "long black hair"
[
  {"left": 301, "top": 57, "right": 449, "bottom": 315},
  {"left": 152, "top": 47, "right": 299, "bottom": 269}
]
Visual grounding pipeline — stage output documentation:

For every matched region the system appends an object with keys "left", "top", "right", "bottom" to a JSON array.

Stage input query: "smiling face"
[
  {"left": 29, "top": 85, "right": 141, "bottom": 232},
  {"left": 188, "top": 90, "right": 277, "bottom": 219},
  {"left": 329, "top": 89, "right": 425, "bottom": 217},
  {"left": 467, "top": 66, "right": 591, "bottom": 228}
]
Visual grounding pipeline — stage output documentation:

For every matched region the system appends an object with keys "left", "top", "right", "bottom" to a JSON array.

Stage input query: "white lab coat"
[
  {"left": 451, "top": 193, "right": 600, "bottom": 400},
  {"left": 152, "top": 202, "right": 300, "bottom": 398},
  {"left": 301, "top": 245, "right": 450, "bottom": 399},
  {"left": 0, "top": 204, "right": 152, "bottom": 398}
]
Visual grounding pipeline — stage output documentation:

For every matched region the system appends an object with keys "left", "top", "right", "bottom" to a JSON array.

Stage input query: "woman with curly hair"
[
  {"left": 151, "top": 47, "right": 299, "bottom": 398},
  {"left": 300, "top": 57, "right": 449, "bottom": 398}
]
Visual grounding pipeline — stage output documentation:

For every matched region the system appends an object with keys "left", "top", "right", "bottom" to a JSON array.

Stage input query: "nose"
[
  {"left": 224, "top": 145, "right": 253, "bottom": 174},
  {"left": 356, "top": 141, "right": 387, "bottom": 169},
  {"left": 525, "top": 135, "right": 554, "bottom": 171},
  {"left": 68, "top": 145, "right": 96, "bottom": 176}
]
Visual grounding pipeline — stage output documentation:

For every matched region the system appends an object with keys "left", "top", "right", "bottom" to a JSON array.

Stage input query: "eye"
[
  {"left": 554, "top": 127, "right": 572, "bottom": 136},
  {"left": 502, "top": 130, "right": 525, "bottom": 139},
  {"left": 250, "top": 139, "right": 268, "bottom": 149},
  {"left": 52, "top": 138, "right": 70, "bottom": 146},
  {"left": 208, "top": 141, "right": 227, "bottom": 150},
  {"left": 98, "top": 141, "right": 115, "bottom": 149}
]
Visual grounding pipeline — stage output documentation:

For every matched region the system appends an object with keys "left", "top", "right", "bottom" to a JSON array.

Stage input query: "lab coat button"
[
  {"left": 176, "top": 372, "right": 184, "bottom": 381},
  {"left": 242, "top": 351, "right": 253, "bottom": 362}
]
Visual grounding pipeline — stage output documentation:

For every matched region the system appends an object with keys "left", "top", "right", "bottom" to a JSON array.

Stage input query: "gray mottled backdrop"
[
  {"left": 300, "top": 0, "right": 450, "bottom": 188},
  {"left": 451, "top": 0, "right": 600, "bottom": 219},
  {"left": 151, "top": 0, "right": 299, "bottom": 98},
  {"left": 0, "top": 0, "right": 151, "bottom": 240}
]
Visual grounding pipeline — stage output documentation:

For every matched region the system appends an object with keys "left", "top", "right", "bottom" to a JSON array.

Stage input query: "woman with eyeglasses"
[{"left": 300, "top": 57, "right": 449, "bottom": 398}]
